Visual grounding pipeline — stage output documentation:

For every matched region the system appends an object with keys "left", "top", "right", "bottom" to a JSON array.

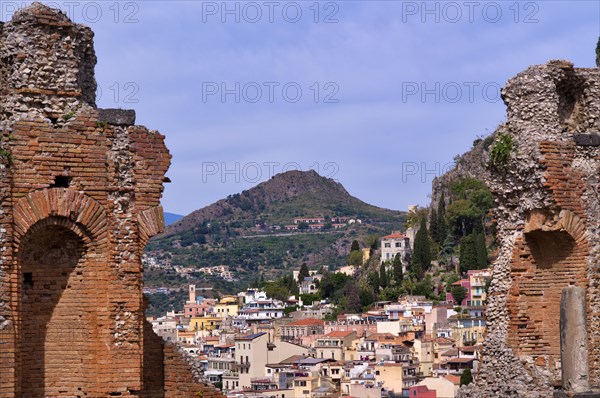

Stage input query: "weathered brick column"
[{"left": 0, "top": 3, "right": 224, "bottom": 397}]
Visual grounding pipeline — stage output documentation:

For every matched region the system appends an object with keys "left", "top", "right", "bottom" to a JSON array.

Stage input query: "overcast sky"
[{"left": 4, "top": 1, "right": 599, "bottom": 215}]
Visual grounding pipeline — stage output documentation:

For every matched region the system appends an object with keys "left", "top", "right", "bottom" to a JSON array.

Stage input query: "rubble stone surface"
[{"left": 459, "top": 60, "right": 600, "bottom": 397}]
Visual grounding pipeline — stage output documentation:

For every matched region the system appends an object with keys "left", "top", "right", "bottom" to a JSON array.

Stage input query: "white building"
[{"left": 380, "top": 231, "right": 411, "bottom": 265}]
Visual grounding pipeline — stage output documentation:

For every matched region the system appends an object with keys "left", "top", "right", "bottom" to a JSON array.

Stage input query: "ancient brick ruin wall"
[
  {"left": 0, "top": 3, "right": 223, "bottom": 397},
  {"left": 459, "top": 61, "right": 600, "bottom": 397}
]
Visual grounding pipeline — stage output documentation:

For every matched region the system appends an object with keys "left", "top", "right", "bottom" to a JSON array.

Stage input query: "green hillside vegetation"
[
  {"left": 273, "top": 175, "right": 496, "bottom": 316},
  {"left": 144, "top": 167, "right": 495, "bottom": 317},
  {"left": 144, "top": 170, "right": 406, "bottom": 295}
]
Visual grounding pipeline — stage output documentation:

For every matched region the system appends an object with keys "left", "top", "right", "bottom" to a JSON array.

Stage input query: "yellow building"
[
  {"left": 177, "top": 330, "right": 196, "bottom": 345},
  {"left": 214, "top": 300, "right": 239, "bottom": 318},
  {"left": 374, "top": 364, "right": 404, "bottom": 394},
  {"left": 189, "top": 315, "right": 222, "bottom": 331},
  {"left": 362, "top": 248, "right": 371, "bottom": 264},
  {"left": 293, "top": 376, "right": 319, "bottom": 398},
  {"left": 468, "top": 269, "right": 491, "bottom": 307}
]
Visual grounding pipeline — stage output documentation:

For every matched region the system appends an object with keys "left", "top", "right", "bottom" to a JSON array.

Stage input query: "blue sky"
[{"left": 5, "top": 1, "right": 599, "bottom": 215}]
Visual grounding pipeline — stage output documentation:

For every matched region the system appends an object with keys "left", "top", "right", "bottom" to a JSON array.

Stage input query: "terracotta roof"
[
  {"left": 441, "top": 348, "right": 458, "bottom": 357},
  {"left": 365, "top": 333, "right": 397, "bottom": 341},
  {"left": 435, "top": 337, "right": 455, "bottom": 344},
  {"left": 459, "top": 345, "right": 482, "bottom": 352},
  {"left": 288, "top": 318, "right": 325, "bottom": 326},
  {"left": 323, "top": 330, "right": 356, "bottom": 338},
  {"left": 280, "top": 354, "right": 308, "bottom": 364},
  {"left": 444, "top": 375, "right": 461, "bottom": 385},
  {"left": 381, "top": 233, "right": 407, "bottom": 240}
]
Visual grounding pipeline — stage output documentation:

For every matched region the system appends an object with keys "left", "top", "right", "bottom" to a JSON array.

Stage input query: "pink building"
[
  {"left": 446, "top": 279, "right": 471, "bottom": 306},
  {"left": 408, "top": 385, "right": 437, "bottom": 398}
]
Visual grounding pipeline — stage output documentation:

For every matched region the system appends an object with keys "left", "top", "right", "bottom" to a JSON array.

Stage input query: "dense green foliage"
[
  {"left": 146, "top": 289, "right": 189, "bottom": 318},
  {"left": 348, "top": 250, "right": 363, "bottom": 266},
  {"left": 392, "top": 254, "right": 403, "bottom": 285},
  {"left": 446, "top": 178, "right": 492, "bottom": 238},
  {"left": 436, "top": 191, "right": 447, "bottom": 245},
  {"left": 298, "top": 263, "right": 310, "bottom": 283},
  {"left": 451, "top": 285, "right": 467, "bottom": 305},
  {"left": 488, "top": 133, "right": 516, "bottom": 170},
  {"left": 379, "top": 263, "right": 388, "bottom": 289},
  {"left": 460, "top": 368, "right": 473, "bottom": 386},
  {"left": 412, "top": 216, "right": 431, "bottom": 277}
]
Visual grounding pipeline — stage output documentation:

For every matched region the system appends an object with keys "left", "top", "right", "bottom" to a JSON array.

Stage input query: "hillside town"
[{"left": 148, "top": 233, "right": 491, "bottom": 398}]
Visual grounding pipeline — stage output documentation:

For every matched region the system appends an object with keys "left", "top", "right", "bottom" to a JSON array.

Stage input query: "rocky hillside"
[
  {"left": 145, "top": 170, "right": 406, "bottom": 292},
  {"left": 430, "top": 132, "right": 497, "bottom": 209},
  {"left": 164, "top": 170, "right": 403, "bottom": 235}
]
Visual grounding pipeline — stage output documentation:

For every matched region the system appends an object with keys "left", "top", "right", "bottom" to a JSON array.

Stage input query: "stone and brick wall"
[
  {"left": 0, "top": 3, "right": 224, "bottom": 397},
  {"left": 459, "top": 61, "right": 600, "bottom": 397}
]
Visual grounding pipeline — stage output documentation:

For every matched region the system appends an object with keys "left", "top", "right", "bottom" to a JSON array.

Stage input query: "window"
[
  {"left": 395, "top": 242, "right": 401, "bottom": 247},
  {"left": 23, "top": 272, "right": 33, "bottom": 288},
  {"left": 384, "top": 243, "right": 391, "bottom": 248}
]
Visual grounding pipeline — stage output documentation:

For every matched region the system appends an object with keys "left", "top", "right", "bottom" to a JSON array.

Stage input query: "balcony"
[
  {"left": 315, "top": 340, "right": 341, "bottom": 348},
  {"left": 233, "top": 361, "right": 250, "bottom": 370}
]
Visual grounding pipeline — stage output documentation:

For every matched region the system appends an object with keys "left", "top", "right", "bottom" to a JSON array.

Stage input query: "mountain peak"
[{"left": 163, "top": 170, "right": 355, "bottom": 235}]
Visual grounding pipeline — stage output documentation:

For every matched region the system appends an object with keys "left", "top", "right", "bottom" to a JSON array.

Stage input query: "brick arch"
[
  {"left": 510, "top": 208, "right": 589, "bottom": 368},
  {"left": 137, "top": 205, "right": 166, "bottom": 248},
  {"left": 12, "top": 188, "right": 108, "bottom": 249},
  {"left": 558, "top": 209, "right": 587, "bottom": 243},
  {"left": 523, "top": 208, "right": 588, "bottom": 244}
]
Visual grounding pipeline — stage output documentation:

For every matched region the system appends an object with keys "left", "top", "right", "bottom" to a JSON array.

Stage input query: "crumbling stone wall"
[
  {"left": 460, "top": 60, "right": 600, "bottom": 397},
  {"left": 0, "top": 3, "right": 223, "bottom": 397}
]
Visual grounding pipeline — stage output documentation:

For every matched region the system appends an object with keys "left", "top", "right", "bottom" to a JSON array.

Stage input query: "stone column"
[{"left": 560, "top": 286, "right": 591, "bottom": 393}]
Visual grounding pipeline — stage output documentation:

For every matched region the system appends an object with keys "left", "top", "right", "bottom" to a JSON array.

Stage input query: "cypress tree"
[
  {"left": 475, "top": 231, "right": 488, "bottom": 269},
  {"left": 367, "top": 271, "right": 380, "bottom": 292},
  {"left": 459, "top": 234, "right": 478, "bottom": 274},
  {"left": 379, "top": 263, "right": 388, "bottom": 289},
  {"left": 392, "top": 254, "right": 403, "bottom": 286},
  {"left": 412, "top": 216, "right": 431, "bottom": 277},
  {"left": 298, "top": 263, "right": 310, "bottom": 283},
  {"left": 429, "top": 207, "right": 439, "bottom": 244},
  {"left": 460, "top": 369, "right": 473, "bottom": 386},
  {"left": 351, "top": 240, "right": 360, "bottom": 252},
  {"left": 437, "top": 192, "right": 447, "bottom": 245}
]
